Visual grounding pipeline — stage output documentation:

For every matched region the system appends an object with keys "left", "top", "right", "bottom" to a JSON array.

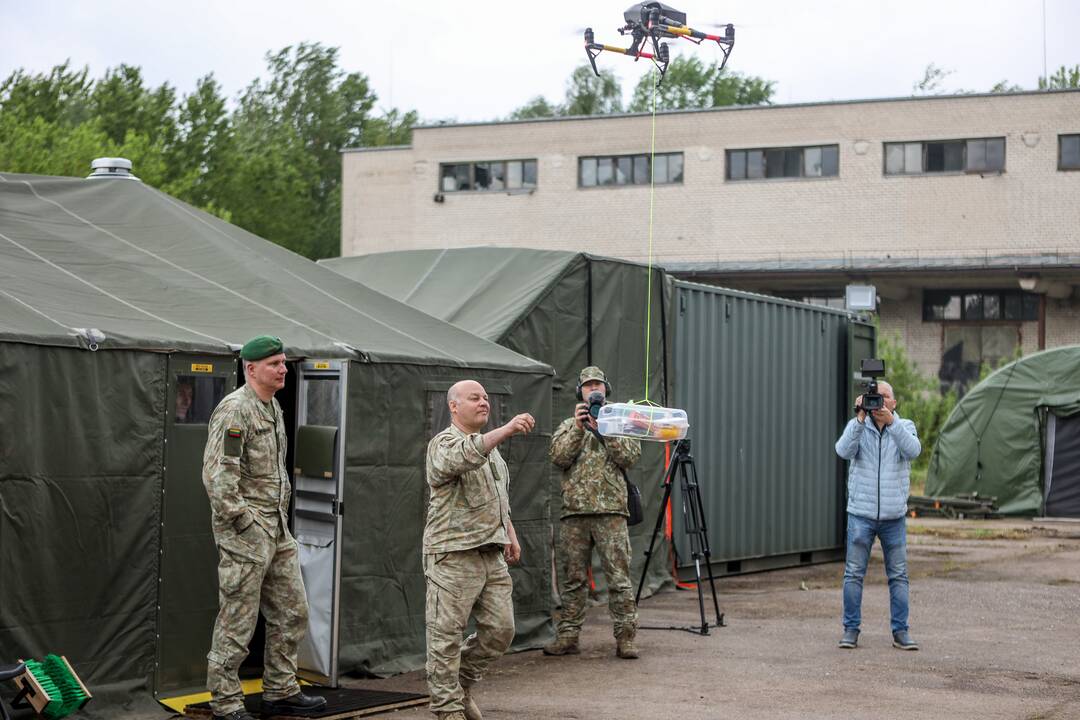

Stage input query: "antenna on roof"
[{"left": 87, "top": 157, "right": 141, "bottom": 181}]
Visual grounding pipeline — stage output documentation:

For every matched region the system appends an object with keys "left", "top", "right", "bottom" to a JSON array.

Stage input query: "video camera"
[{"left": 858, "top": 358, "right": 886, "bottom": 413}]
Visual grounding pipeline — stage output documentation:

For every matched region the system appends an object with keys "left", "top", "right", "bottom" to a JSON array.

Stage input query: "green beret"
[{"left": 240, "top": 335, "right": 284, "bottom": 361}]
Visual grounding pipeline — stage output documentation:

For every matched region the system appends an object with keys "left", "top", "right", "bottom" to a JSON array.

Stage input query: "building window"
[
  {"left": 923, "top": 289, "right": 1038, "bottom": 322},
  {"left": 439, "top": 159, "right": 537, "bottom": 192},
  {"left": 940, "top": 326, "right": 1020, "bottom": 395},
  {"left": 884, "top": 138, "right": 1005, "bottom": 175},
  {"left": 578, "top": 152, "right": 684, "bottom": 187},
  {"left": 1060, "top": 134, "right": 1080, "bottom": 170},
  {"left": 727, "top": 145, "right": 838, "bottom": 181}
]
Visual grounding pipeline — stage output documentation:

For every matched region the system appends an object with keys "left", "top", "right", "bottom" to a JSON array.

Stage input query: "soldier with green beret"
[
  {"left": 544, "top": 366, "right": 642, "bottom": 659},
  {"left": 202, "top": 335, "right": 325, "bottom": 720}
]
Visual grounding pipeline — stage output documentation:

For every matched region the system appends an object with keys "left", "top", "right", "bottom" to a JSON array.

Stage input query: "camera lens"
[{"left": 587, "top": 391, "right": 604, "bottom": 419}]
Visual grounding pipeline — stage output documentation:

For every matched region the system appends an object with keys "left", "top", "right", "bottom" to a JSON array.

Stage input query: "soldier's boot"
[
  {"left": 461, "top": 685, "right": 483, "bottom": 720},
  {"left": 435, "top": 712, "right": 468, "bottom": 720},
  {"left": 616, "top": 628, "right": 640, "bottom": 659},
  {"left": 211, "top": 711, "right": 256, "bottom": 720},
  {"left": 542, "top": 634, "right": 580, "bottom": 656}
]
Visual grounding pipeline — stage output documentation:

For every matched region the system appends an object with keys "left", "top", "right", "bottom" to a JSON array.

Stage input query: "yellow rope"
[{"left": 643, "top": 67, "right": 658, "bottom": 404}]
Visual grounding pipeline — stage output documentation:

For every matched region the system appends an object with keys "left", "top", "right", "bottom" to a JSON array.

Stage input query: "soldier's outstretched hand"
[{"left": 505, "top": 413, "right": 535, "bottom": 436}]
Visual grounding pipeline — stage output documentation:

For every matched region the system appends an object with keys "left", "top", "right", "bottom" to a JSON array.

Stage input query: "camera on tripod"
[{"left": 858, "top": 358, "right": 886, "bottom": 413}]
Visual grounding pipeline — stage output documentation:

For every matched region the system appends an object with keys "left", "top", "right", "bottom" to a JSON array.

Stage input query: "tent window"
[
  {"left": 174, "top": 375, "right": 225, "bottom": 424},
  {"left": 427, "top": 391, "right": 507, "bottom": 440},
  {"left": 305, "top": 377, "right": 341, "bottom": 427}
]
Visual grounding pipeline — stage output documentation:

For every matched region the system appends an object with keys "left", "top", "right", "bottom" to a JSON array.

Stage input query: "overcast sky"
[{"left": 1, "top": 0, "right": 1076, "bottom": 123}]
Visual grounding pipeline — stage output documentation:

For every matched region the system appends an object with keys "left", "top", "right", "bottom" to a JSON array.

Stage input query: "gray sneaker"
[
  {"left": 892, "top": 630, "right": 919, "bottom": 650},
  {"left": 838, "top": 628, "right": 859, "bottom": 649}
]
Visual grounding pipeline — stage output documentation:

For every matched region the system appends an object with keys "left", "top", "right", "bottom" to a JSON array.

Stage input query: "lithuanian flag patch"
[{"left": 224, "top": 427, "right": 243, "bottom": 457}]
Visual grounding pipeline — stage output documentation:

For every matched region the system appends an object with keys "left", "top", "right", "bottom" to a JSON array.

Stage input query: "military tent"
[
  {"left": 0, "top": 171, "right": 554, "bottom": 716},
  {"left": 321, "top": 249, "right": 870, "bottom": 579},
  {"left": 926, "top": 345, "right": 1080, "bottom": 516},
  {"left": 320, "top": 248, "right": 675, "bottom": 594}
]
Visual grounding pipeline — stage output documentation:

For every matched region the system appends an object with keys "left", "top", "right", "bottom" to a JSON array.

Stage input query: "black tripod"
[{"left": 635, "top": 438, "right": 724, "bottom": 635}]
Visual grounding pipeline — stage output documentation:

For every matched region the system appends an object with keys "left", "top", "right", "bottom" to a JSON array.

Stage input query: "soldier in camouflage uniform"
[
  {"left": 544, "top": 366, "right": 642, "bottom": 659},
  {"left": 202, "top": 336, "right": 325, "bottom": 720},
  {"left": 424, "top": 379, "right": 535, "bottom": 720}
]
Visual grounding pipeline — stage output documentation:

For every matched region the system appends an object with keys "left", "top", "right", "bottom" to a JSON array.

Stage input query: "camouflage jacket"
[
  {"left": 203, "top": 383, "right": 291, "bottom": 556},
  {"left": 550, "top": 418, "right": 641, "bottom": 518},
  {"left": 424, "top": 424, "right": 512, "bottom": 554}
]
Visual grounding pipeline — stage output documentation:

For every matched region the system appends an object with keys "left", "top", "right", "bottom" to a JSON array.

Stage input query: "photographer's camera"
[
  {"left": 587, "top": 391, "right": 605, "bottom": 420},
  {"left": 858, "top": 358, "right": 886, "bottom": 413}
]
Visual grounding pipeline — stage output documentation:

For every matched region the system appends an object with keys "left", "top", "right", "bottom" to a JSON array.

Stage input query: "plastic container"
[{"left": 596, "top": 402, "right": 689, "bottom": 442}]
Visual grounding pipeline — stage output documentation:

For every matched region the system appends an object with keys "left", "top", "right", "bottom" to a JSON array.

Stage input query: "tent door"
[
  {"left": 156, "top": 354, "right": 237, "bottom": 695},
  {"left": 293, "top": 360, "right": 347, "bottom": 686},
  {"left": 1044, "top": 412, "right": 1080, "bottom": 517}
]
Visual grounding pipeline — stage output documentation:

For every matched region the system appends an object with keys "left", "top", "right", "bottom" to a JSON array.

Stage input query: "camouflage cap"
[
  {"left": 240, "top": 335, "right": 284, "bottom": 361},
  {"left": 579, "top": 366, "right": 607, "bottom": 385}
]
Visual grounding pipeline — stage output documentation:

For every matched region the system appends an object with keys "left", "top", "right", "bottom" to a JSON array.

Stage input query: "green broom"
[
  {"left": 15, "top": 655, "right": 92, "bottom": 719},
  {"left": 40, "top": 655, "right": 91, "bottom": 718}
]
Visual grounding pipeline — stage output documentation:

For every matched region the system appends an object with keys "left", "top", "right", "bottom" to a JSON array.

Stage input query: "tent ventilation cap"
[{"left": 87, "top": 157, "right": 141, "bottom": 181}]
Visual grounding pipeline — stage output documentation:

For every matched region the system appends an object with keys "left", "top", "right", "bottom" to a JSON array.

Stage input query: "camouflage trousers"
[
  {"left": 207, "top": 519, "right": 309, "bottom": 715},
  {"left": 424, "top": 547, "right": 515, "bottom": 714},
  {"left": 555, "top": 514, "right": 638, "bottom": 638}
]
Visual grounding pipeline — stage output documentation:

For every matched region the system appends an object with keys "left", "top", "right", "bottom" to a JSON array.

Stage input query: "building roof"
[
  {"left": 340, "top": 89, "right": 1080, "bottom": 151},
  {"left": 0, "top": 172, "right": 551, "bottom": 373}
]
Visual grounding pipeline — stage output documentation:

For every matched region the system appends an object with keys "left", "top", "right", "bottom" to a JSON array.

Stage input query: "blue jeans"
[{"left": 842, "top": 513, "right": 909, "bottom": 633}]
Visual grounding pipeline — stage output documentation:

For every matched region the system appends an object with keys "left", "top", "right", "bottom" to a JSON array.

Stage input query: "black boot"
[
  {"left": 262, "top": 691, "right": 327, "bottom": 715},
  {"left": 212, "top": 710, "right": 256, "bottom": 720}
]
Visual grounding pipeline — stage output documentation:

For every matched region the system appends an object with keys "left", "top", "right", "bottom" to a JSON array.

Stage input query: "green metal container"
[{"left": 670, "top": 281, "right": 874, "bottom": 575}]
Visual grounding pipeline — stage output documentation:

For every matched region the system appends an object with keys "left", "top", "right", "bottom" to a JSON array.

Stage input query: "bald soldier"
[
  {"left": 202, "top": 336, "right": 325, "bottom": 720},
  {"left": 424, "top": 380, "right": 535, "bottom": 720}
]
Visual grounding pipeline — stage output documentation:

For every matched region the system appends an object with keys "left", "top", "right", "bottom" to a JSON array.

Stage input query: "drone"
[{"left": 584, "top": 2, "right": 735, "bottom": 84}]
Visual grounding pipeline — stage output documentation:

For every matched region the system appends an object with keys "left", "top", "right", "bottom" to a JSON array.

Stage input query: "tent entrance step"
[{"left": 182, "top": 687, "right": 429, "bottom": 719}]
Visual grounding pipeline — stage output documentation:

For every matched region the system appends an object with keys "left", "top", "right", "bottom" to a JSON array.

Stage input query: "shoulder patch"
[{"left": 224, "top": 427, "right": 243, "bottom": 457}]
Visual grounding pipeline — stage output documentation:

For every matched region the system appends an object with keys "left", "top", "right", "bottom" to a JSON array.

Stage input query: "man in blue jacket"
[{"left": 834, "top": 381, "right": 921, "bottom": 651}]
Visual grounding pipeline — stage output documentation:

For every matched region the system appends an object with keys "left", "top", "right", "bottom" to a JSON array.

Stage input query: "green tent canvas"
[
  {"left": 0, "top": 172, "right": 554, "bottom": 715},
  {"left": 320, "top": 248, "right": 676, "bottom": 595},
  {"left": 926, "top": 345, "right": 1080, "bottom": 515}
]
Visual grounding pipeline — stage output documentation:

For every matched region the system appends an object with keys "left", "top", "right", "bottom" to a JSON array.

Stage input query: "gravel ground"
[{"left": 344, "top": 518, "right": 1080, "bottom": 720}]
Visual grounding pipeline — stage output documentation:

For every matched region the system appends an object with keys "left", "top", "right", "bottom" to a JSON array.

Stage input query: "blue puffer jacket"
[{"left": 835, "top": 413, "right": 921, "bottom": 520}]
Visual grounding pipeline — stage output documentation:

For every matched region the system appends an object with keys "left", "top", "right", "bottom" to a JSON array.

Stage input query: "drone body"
[{"left": 585, "top": 2, "right": 735, "bottom": 84}]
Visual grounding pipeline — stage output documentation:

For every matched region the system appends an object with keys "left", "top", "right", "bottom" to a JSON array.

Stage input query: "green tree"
[
  {"left": 1039, "top": 64, "right": 1080, "bottom": 89},
  {"left": 90, "top": 64, "right": 178, "bottom": 149},
  {"left": 508, "top": 95, "right": 560, "bottom": 120},
  {"left": 877, "top": 332, "right": 957, "bottom": 472},
  {"left": 989, "top": 80, "right": 1024, "bottom": 93},
  {"left": 563, "top": 64, "right": 622, "bottom": 116},
  {"left": 220, "top": 43, "right": 379, "bottom": 258},
  {"left": 0, "top": 61, "right": 93, "bottom": 126},
  {"left": 628, "top": 56, "right": 774, "bottom": 112},
  {"left": 165, "top": 74, "right": 233, "bottom": 206},
  {"left": 361, "top": 107, "right": 418, "bottom": 147}
]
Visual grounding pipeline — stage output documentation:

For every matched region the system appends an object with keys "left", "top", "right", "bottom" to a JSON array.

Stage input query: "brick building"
[{"left": 341, "top": 90, "right": 1080, "bottom": 390}]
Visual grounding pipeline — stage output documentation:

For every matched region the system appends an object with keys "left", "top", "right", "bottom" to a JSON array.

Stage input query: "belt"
[{"left": 477, "top": 543, "right": 504, "bottom": 554}]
